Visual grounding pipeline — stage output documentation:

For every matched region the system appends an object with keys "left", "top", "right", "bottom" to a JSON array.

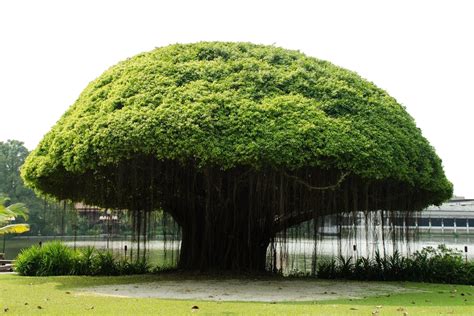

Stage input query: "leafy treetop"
[{"left": 21, "top": 42, "right": 452, "bottom": 206}]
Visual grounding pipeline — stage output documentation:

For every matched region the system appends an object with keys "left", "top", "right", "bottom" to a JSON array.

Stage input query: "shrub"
[
  {"left": 336, "top": 255, "right": 353, "bottom": 279},
  {"left": 353, "top": 257, "right": 372, "bottom": 280},
  {"left": 15, "top": 242, "right": 75, "bottom": 276},
  {"left": 317, "top": 245, "right": 474, "bottom": 285},
  {"left": 39, "top": 241, "right": 75, "bottom": 276},
  {"left": 15, "top": 245, "right": 43, "bottom": 276},
  {"left": 73, "top": 246, "right": 95, "bottom": 275},
  {"left": 412, "top": 245, "right": 466, "bottom": 283},
  {"left": 317, "top": 258, "right": 337, "bottom": 279},
  {"left": 15, "top": 242, "right": 153, "bottom": 276},
  {"left": 92, "top": 251, "right": 119, "bottom": 276},
  {"left": 150, "top": 264, "right": 178, "bottom": 274},
  {"left": 118, "top": 258, "right": 150, "bottom": 275},
  {"left": 384, "top": 250, "right": 409, "bottom": 281}
]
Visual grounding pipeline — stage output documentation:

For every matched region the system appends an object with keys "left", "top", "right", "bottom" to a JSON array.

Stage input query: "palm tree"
[{"left": 0, "top": 197, "right": 29, "bottom": 253}]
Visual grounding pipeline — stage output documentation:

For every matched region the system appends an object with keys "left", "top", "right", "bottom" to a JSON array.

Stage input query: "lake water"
[{"left": 3, "top": 233, "right": 474, "bottom": 273}]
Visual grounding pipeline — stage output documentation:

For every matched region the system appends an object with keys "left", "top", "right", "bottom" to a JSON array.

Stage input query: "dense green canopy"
[{"left": 22, "top": 42, "right": 452, "bottom": 209}]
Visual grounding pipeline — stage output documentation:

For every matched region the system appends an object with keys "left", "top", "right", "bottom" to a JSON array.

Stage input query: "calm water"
[
  {"left": 1, "top": 235, "right": 180, "bottom": 265},
  {"left": 3, "top": 233, "right": 474, "bottom": 272}
]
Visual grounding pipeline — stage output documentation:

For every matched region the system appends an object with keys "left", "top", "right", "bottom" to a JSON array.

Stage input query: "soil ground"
[{"left": 80, "top": 278, "right": 417, "bottom": 302}]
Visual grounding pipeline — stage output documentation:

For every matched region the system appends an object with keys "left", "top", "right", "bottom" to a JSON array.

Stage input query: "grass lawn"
[{"left": 1, "top": 273, "right": 474, "bottom": 315}]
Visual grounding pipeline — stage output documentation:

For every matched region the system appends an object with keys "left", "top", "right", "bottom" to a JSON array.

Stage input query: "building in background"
[{"left": 419, "top": 197, "right": 474, "bottom": 233}]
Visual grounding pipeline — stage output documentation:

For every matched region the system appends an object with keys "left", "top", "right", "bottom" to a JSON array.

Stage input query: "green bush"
[
  {"left": 316, "top": 245, "right": 474, "bottom": 285},
  {"left": 150, "top": 264, "right": 178, "bottom": 274},
  {"left": 92, "top": 251, "right": 119, "bottom": 276},
  {"left": 14, "top": 244, "right": 43, "bottom": 276},
  {"left": 316, "top": 258, "right": 337, "bottom": 279},
  {"left": 15, "top": 242, "right": 152, "bottom": 276},
  {"left": 15, "top": 242, "right": 75, "bottom": 276},
  {"left": 412, "top": 245, "right": 466, "bottom": 283},
  {"left": 73, "top": 246, "right": 95, "bottom": 275},
  {"left": 336, "top": 255, "right": 353, "bottom": 279},
  {"left": 38, "top": 241, "right": 75, "bottom": 276},
  {"left": 119, "top": 259, "right": 150, "bottom": 275}
]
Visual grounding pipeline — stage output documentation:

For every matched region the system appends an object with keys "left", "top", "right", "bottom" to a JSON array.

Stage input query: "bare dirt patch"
[{"left": 80, "top": 279, "right": 416, "bottom": 302}]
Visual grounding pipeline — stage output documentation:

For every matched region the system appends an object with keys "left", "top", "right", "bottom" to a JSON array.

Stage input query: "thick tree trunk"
[
  {"left": 178, "top": 214, "right": 270, "bottom": 272},
  {"left": 162, "top": 166, "right": 352, "bottom": 272}
]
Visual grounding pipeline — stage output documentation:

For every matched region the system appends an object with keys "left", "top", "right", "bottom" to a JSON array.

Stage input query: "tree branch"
[
  {"left": 273, "top": 210, "right": 315, "bottom": 233},
  {"left": 282, "top": 170, "right": 350, "bottom": 191}
]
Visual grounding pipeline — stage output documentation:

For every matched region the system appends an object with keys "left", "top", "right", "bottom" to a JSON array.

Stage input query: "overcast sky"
[{"left": 1, "top": 0, "right": 473, "bottom": 197}]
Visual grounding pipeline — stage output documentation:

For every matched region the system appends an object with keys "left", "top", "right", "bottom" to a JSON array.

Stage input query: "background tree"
[
  {"left": 0, "top": 140, "right": 66, "bottom": 235},
  {"left": 0, "top": 140, "right": 39, "bottom": 233},
  {"left": 22, "top": 42, "right": 453, "bottom": 271},
  {"left": 0, "top": 140, "right": 30, "bottom": 201}
]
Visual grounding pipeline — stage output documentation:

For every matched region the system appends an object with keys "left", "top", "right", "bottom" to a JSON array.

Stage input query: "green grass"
[{"left": 1, "top": 274, "right": 474, "bottom": 315}]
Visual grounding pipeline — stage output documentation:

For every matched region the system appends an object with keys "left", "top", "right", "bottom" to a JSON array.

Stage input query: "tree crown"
[{"left": 21, "top": 42, "right": 452, "bottom": 206}]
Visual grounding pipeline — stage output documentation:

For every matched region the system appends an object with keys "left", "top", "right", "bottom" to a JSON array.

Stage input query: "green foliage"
[
  {"left": 15, "top": 241, "right": 75, "bottom": 276},
  {"left": 39, "top": 241, "right": 75, "bottom": 275},
  {"left": 13, "top": 244, "right": 43, "bottom": 276},
  {"left": 119, "top": 258, "right": 150, "bottom": 275},
  {"left": 0, "top": 196, "right": 30, "bottom": 235},
  {"left": 316, "top": 245, "right": 474, "bottom": 285},
  {"left": 92, "top": 251, "right": 120, "bottom": 276},
  {"left": 0, "top": 140, "right": 30, "bottom": 200},
  {"left": 73, "top": 246, "right": 95, "bottom": 275},
  {"left": 409, "top": 245, "right": 468, "bottom": 283},
  {"left": 15, "top": 241, "right": 152, "bottom": 276},
  {"left": 0, "top": 197, "right": 28, "bottom": 223},
  {"left": 21, "top": 42, "right": 452, "bottom": 208},
  {"left": 316, "top": 258, "right": 337, "bottom": 279},
  {"left": 0, "top": 140, "right": 61, "bottom": 236}
]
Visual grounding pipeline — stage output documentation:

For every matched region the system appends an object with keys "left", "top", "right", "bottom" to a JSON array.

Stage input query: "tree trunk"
[{"left": 178, "top": 211, "right": 270, "bottom": 272}]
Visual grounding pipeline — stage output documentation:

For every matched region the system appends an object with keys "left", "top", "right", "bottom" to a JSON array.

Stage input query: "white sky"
[{"left": 1, "top": 0, "right": 473, "bottom": 197}]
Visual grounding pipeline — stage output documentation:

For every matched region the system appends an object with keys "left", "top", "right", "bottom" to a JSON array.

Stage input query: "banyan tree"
[{"left": 21, "top": 42, "right": 452, "bottom": 272}]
